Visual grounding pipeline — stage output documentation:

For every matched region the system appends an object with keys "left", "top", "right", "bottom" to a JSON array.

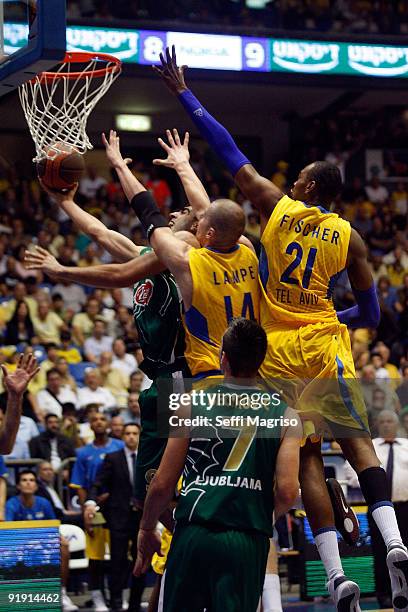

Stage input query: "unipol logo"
[
  {"left": 194, "top": 108, "right": 204, "bottom": 117},
  {"left": 348, "top": 45, "right": 408, "bottom": 77},
  {"left": 272, "top": 40, "right": 340, "bottom": 73},
  {"left": 134, "top": 280, "right": 154, "bottom": 307}
]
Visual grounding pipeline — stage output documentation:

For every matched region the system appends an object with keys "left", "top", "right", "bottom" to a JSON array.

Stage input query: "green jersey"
[
  {"left": 175, "top": 384, "right": 287, "bottom": 536},
  {"left": 133, "top": 247, "right": 186, "bottom": 380}
]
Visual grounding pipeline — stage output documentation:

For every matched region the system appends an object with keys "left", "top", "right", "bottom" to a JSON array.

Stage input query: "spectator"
[
  {"left": 32, "top": 299, "right": 65, "bottom": 345},
  {"left": 367, "top": 217, "right": 394, "bottom": 256},
  {"left": 146, "top": 167, "right": 172, "bottom": 215},
  {"left": 79, "top": 166, "right": 107, "bottom": 199},
  {"left": 29, "top": 414, "right": 76, "bottom": 470},
  {"left": 51, "top": 279, "right": 87, "bottom": 314},
  {"left": 95, "top": 351, "right": 129, "bottom": 407},
  {"left": 371, "top": 342, "right": 401, "bottom": 388},
  {"left": 121, "top": 392, "right": 141, "bottom": 426},
  {"left": 36, "top": 368, "right": 78, "bottom": 418},
  {"left": 3, "top": 300, "right": 34, "bottom": 345},
  {"left": 77, "top": 370, "right": 116, "bottom": 413},
  {"left": 85, "top": 422, "right": 145, "bottom": 612},
  {"left": 36, "top": 460, "right": 68, "bottom": 520},
  {"left": 109, "top": 414, "right": 125, "bottom": 439},
  {"left": 344, "top": 411, "right": 408, "bottom": 608},
  {"left": 371, "top": 352, "right": 391, "bottom": 381},
  {"left": 112, "top": 338, "right": 137, "bottom": 378},
  {"left": 55, "top": 357, "right": 77, "bottom": 391},
  {"left": 365, "top": 176, "right": 389, "bottom": 206},
  {"left": 6, "top": 470, "right": 78, "bottom": 612},
  {"left": 400, "top": 406, "right": 408, "bottom": 437},
  {"left": 72, "top": 297, "right": 100, "bottom": 346},
  {"left": 84, "top": 319, "right": 113, "bottom": 364},
  {"left": 377, "top": 276, "right": 398, "bottom": 312},
  {"left": 128, "top": 370, "right": 144, "bottom": 394},
  {"left": 70, "top": 412, "right": 124, "bottom": 612},
  {"left": 57, "top": 330, "right": 82, "bottom": 364}
]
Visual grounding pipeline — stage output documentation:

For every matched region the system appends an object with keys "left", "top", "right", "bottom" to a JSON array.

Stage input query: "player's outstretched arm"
[
  {"left": 336, "top": 228, "right": 380, "bottom": 329},
  {"left": 154, "top": 46, "right": 283, "bottom": 224},
  {"left": 41, "top": 181, "right": 141, "bottom": 262},
  {"left": 274, "top": 407, "right": 301, "bottom": 520},
  {"left": 103, "top": 130, "right": 146, "bottom": 204},
  {"left": 0, "top": 353, "right": 39, "bottom": 454},
  {"left": 25, "top": 246, "right": 165, "bottom": 288},
  {"left": 154, "top": 128, "right": 210, "bottom": 218},
  {"left": 134, "top": 435, "right": 190, "bottom": 576}
]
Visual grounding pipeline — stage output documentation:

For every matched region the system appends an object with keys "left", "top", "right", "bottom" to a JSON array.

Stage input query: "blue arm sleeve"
[
  {"left": 337, "top": 284, "right": 380, "bottom": 329},
  {"left": 178, "top": 89, "right": 250, "bottom": 176}
]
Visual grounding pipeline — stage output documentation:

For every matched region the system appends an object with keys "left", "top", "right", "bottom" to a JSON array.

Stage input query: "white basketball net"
[{"left": 19, "top": 54, "right": 121, "bottom": 162}]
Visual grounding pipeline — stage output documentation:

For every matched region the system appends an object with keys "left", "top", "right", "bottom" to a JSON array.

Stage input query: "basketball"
[{"left": 36, "top": 142, "right": 85, "bottom": 191}]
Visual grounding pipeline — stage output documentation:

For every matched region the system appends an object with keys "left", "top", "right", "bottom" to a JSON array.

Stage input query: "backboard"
[{"left": 0, "top": 0, "right": 66, "bottom": 97}]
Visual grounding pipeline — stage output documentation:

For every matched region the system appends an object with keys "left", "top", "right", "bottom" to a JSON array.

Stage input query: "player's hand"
[
  {"left": 1, "top": 353, "right": 39, "bottom": 397},
  {"left": 153, "top": 129, "right": 190, "bottom": 171},
  {"left": 102, "top": 130, "right": 132, "bottom": 169},
  {"left": 39, "top": 179, "right": 78, "bottom": 204},
  {"left": 24, "top": 246, "right": 63, "bottom": 278},
  {"left": 153, "top": 45, "right": 188, "bottom": 95},
  {"left": 133, "top": 528, "right": 162, "bottom": 576}
]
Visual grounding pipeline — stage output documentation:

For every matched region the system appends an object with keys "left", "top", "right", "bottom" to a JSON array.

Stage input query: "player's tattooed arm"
[
  {"left": 40, "top": 180, "right": 141, "bottom": 262},
  {"left": 134, "top": 435, "right": 190, "bottom": 576},
  {"left": 154, "top": 46, "right": 283, "bottom": 228},
  {"left": 25, "top": 246, "right": 166, "bottom": 288},
  {"left": 154, "top": 128, "right": 210, "bottom": 219}
]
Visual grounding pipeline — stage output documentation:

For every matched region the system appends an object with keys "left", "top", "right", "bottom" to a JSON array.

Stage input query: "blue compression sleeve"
[
  {"left": 179, "top": 89, "right": 250, "bottom": 176},
  {"left": 337, "top": 284, "right": 380, "bottom": 329}
]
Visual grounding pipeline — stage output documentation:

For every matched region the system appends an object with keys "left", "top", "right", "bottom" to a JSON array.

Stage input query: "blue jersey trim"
[
  {"left": 185, "top": 306, "right": 217, "bottom": 347},
  {"left": 335, "top": 356, "right": 368, "bottom": 432},
  {"left": 370, "top": 501, "right": 393, "bottom": 513},
  {"left": 327, "top": 268, "right": 345, "bottom": 300},
  {"left": 313, "top": 526, "right": 337, "bottom": 537},
  {"left": 205, "top": 245, "right": 240, "bottom": 254},
  {"left": 193, "top": 369, "right": 222, "bottom": 380},
  {"left": 259, "top": 243, "right": 270, "bottom": 291}
]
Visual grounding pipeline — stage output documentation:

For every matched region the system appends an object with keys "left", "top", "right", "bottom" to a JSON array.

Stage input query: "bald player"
[{"left": 155, "top": 46, "right": 408, "bottom": 612}]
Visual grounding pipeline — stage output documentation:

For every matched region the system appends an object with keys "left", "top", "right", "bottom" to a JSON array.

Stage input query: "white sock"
[
  {"left": 314, "top": 529, "right": 344, "bottom": 581},
  {"left": 371, "top": 504, "right": 404, "bottom": 550},
  {"left": 91, "top": 590, "right": 103, "bottom": 599},
  {"left": 262, "top": 573, "right": 283, "bottom": 612},
  {"left": 61, "top": 587, "right": 67, "bottom": 596}
]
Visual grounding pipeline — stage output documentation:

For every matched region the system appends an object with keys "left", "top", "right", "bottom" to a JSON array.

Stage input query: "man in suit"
[
  {"left": 29, "top": 413, "right": 76, "bottom": 469},
  {"left": 84, "top": 422, "right": 145, "bottom": 612}
]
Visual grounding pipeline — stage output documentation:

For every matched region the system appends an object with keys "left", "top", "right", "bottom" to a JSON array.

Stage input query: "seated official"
[{"left": 29, "top": 413, "right": 76, "bottom": 470}]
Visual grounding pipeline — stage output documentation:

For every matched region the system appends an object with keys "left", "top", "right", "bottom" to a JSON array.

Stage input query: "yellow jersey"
[
  {"left": 260, "top": 195, "right": 351, "bottom": 327},
  {"left": 184, "top": 244, "right": 260, "bottom": 377}
]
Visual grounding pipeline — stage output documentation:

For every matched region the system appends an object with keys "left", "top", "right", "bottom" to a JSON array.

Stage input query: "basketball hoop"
[{"left": 19, "top": 51, "right": 122, "bottom": 162}]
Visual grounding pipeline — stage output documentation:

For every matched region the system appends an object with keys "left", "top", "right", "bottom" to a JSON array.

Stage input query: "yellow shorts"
[
  {"left": 86, "top": 525, "right": 110, "bottom": 561},
  {"left": 152, "top": 527, "right": 173, "bottom": 575},
  {"left": 260, "top": 321, "right": 369, "bottom": 434}
]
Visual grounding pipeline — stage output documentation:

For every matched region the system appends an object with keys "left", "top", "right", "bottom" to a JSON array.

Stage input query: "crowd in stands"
[{"left": 63, "top": 0, "right": 408, "bottom": 36}]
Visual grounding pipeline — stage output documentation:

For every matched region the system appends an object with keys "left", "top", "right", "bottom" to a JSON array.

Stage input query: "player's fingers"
[
  {"left": 133, "top": 554, "right": 143, "bottom": 577},
  {"left": 166, "top": 46, "right": 172, "bottom": 66},
  {"left": 124, "top": 158, "right": 133, "bottom": 166},
  {"left": 158, "top": 137, "right": 171, "bottom": 153},
  {"left": 166, "top": 129, "right": 176, "bottom": 148},
  {"left": 173, "top": 129, "right": 181, "bottom": 145},
  {"left": 17, "top": 353, "right": 24, "bottom": 369},
  {"left": 29, "top": 366, "right": 41, "bottom": 382},
  {"left": 183, "top": 131, "right": 190, "bottom": 147},
  {"left": 180, "top": 65, "right": 188, "bottom": 77},
  {"left": 101, "top": 132, "right": 108, "bottom": 146},
  {"left": 159, "top": 52, "right": 166, "bottom": 68},
  {"left": 152, "top": 159, "right": 167, "bottom": 167},
  {"left": 34, "top": 245, "right": 50, "bottom": 256},
  {"left": 0, "top": 365, "right": 7, "bottom": 379}
]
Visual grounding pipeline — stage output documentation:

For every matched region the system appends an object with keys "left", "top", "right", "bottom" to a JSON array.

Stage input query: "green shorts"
[
  {"left": 160, "top": 524, "right": 269, "bottom": 612},
  {"left": 134, "top": 380, "right": 166, "bottom": 501},
  {"left": 135, "top": 367, "right": 189, "bottom": 502}
]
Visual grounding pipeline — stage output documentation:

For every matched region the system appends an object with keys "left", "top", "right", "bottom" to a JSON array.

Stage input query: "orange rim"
[{"left": 35, "top": 51, "right": 122, "bottom": 83}]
